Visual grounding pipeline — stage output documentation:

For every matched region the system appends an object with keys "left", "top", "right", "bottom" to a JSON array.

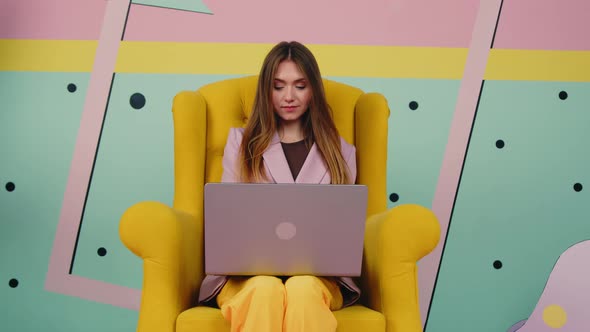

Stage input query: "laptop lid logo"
[{"left": 276, "top": 221, "right": 296, "bottom": 240}]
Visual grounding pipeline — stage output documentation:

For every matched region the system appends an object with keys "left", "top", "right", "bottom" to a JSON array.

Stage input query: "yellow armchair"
[{"left": 119, "top": 76, "right": 440, "bottom": 332}]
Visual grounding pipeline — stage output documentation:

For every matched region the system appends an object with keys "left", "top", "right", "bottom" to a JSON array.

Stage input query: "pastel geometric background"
[{"left": 1, "top": 0, "right": 589, "bottom": 331}]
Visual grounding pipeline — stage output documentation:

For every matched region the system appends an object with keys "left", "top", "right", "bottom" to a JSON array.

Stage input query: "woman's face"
[{"left": 272, "top": 60, "right": 312, "bottom": 125}]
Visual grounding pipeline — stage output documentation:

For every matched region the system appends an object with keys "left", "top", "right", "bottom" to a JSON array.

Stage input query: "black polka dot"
[
  {"left": 558, "top": 91, "right": 568, "bottom": 100},
  {"left": 97, "top": 247, "right": 107, "bottom": 257},
  {"left": 130, "top": 93, "right": 146, "bottom": 110},
  {"left": 5, "top": 182, "right": 15, "bottom": 192},
  {"left": 67, "top": 83, "right": 77, "bottom": 93},
  {"left": 573, "top": 183, "right": 583, "bottom": 192},
  {"left": 495, "top": 140, "right": 505, "bottom": 149},
  {"left": 8, "top": 279, "right": 19, "bottom": 288},
  {"left": 493, "top": 260, "right": 503, "bottom": 269},
  {"left": 389, "top": 193, "right": 399, "bottom": 203},
  {"left": 409, "top": 101, "right": 419, "bottom": 111}
]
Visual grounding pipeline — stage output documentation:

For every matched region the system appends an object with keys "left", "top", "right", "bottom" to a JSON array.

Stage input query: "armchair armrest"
[
  {"left": 362, "top": 204, "right": 440, "bottom": 332},
  {"left": 119, "top": 201, "right": 203, "bottom": 332}
]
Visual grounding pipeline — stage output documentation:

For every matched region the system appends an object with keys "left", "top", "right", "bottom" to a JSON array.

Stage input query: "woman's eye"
[
  {"left": 274, "top": 86, "right": 284, "bottom": 90},
  {"left": 296, "top": 85, "right": 306, "bottom": 90}
]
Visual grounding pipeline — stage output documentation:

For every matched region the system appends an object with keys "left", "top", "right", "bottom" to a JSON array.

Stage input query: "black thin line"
[
  {"left": 424, "top": 80, "right": 486, "bottom": 330},
  {"left": 69, "top": 73, "right": 117, "bottom": 274},
  {"left": 120, "top": 1, "right": 133, "bottom": 41},
  {"left": 490, "top": 0, "right": 505, "bottom": 49}
]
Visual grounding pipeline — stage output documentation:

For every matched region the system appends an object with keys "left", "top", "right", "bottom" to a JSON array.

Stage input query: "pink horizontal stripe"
[
  {"left": 494, "top": 0, "right": 590, "bottom": 50},
  {"left": 124, "top": 0, "right": 479, "bottom": 47},
  {"left": 0, "top": 0, "right": 107, "bottom": 40},
  {"left": 423, "top": 0, "right": 503, "bottom": 325}
]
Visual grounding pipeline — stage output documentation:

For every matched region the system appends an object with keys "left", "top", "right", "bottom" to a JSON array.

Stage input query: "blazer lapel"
[
  {"left": 263, "top": 131, "right": 330, "bottom": 184},
  {"left": 295, "top": 143, "right": 329, "bottom": 184},
  {"left": 263, "top": 133, "right": 295, "bottom": 183}
]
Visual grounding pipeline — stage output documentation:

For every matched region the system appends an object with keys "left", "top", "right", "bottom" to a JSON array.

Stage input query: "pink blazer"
[{"left": 198, "top": 128, "right": 361, "bottom": 307}]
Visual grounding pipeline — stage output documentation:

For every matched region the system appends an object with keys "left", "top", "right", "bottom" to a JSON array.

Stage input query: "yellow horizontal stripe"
[
  {"left": 115, "top": 42, "right": 468, "bottom": 78},
  {"left": 3, "top": 40, "right": 588, "bottom": 82},
  {"left": 310, "top": 44, "right": 467, "bottom": 79},
  {"left": 485, "top": 49, "right": 590, "bottom": 82},
  {"left": 115, "top": 42, "right": 269, "bottom": 75},
  {"left": 0, "top": 39, "right": 97, "bottom": 72}
]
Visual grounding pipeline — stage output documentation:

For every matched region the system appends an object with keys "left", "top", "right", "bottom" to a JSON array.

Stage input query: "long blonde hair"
[{"left": 239, "top": 41, "right": 351, "bottom": 184}]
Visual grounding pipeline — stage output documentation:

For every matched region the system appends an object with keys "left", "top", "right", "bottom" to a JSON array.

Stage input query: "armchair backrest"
[{"left": 171, "top": 76, "right": 390, "bottom": 218}]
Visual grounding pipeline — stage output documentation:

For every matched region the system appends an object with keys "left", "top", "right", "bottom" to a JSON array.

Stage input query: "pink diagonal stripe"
[
  {"left": 420, "top": 0, "right": 504, "bottom": 325},
  {"left": 48, "top": 274, "right": 141, "bottom": 310},
  {"left": 45, "top": 0, "right": 140, "bottom": 310}
]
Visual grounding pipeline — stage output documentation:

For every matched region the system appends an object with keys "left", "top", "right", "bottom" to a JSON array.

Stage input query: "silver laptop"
[{"left": 204, "top": 183, "right": 367, "bottom": 277}]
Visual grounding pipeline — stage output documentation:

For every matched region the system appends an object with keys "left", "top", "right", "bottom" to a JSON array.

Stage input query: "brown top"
[{"left": 281, "top": 139, "right": 311, "bottom": 180}]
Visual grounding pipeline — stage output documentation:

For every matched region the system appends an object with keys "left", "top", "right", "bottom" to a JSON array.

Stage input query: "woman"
[{"left": 198, "top": 41, "right": 360, "bottom": 332}]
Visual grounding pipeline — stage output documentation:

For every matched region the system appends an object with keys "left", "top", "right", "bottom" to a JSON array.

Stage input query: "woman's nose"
[{"left": 284, "top": 88, "right": 295, "bottom": 101}]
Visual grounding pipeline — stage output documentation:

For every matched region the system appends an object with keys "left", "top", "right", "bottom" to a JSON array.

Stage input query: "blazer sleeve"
[{"left": 221, "top": 128, "right": 243, "bottom": 183}]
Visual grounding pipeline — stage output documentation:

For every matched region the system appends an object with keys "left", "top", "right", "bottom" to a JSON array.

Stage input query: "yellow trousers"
[{"left": 216, "top": 275, "right": 343, "bottom": 332}]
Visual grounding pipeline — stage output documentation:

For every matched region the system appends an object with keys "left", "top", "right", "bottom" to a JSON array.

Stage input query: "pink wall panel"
[
  {"left": 494, "top": 0, "right": 590, "bottom": 50},
  {"left": 0, "top": 0, "right": 107, "bottom": 40},
  {"left": 124, "top": 0, "right": 479, "bottom": 47}
]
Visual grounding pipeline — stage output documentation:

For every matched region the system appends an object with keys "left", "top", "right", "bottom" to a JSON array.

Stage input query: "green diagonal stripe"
[{"left": 132, "top": 0, "right": 212, "bottom": 14}]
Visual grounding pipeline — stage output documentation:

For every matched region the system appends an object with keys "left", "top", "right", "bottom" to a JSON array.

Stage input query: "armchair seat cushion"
[
  {"left": 176, "top": 306, "right": 229, "bottom": 332},
  {"left": 176, "top": 305, "right": 385, "bottom": 332},
  {"left": 333, "top": 305, "right": 386, "bottom": 332}
]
